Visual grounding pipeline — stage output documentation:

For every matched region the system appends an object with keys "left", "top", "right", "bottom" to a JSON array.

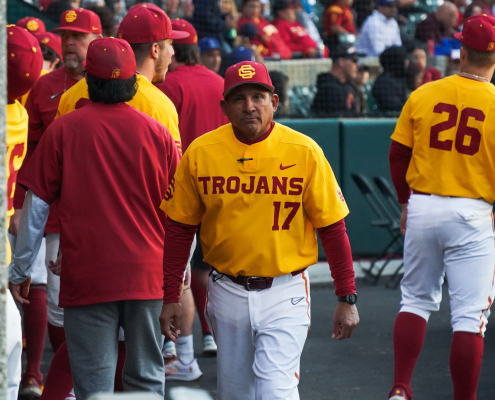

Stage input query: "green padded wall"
[
  {"left": 8, "top": 0, "right": 58, "bottom": 30},
  {"left": 340, "top": 119, "right": 397, "bottom": 256},
  {"left": 279, "top": 119, "right": 340, "bottom": 259}
]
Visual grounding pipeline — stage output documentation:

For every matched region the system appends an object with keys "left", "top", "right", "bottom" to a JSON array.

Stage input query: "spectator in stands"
[
  {"left": 269, "top": 70, "right": 290, "bottom": 118},
  {"left": 448, "top": 0, "right": 466, "bottom": 27},
  {"left": 323, "top": 0, "right": 356, "bottom": 47},
  {"left": 353, "top": 64, "right": 370, "bottom": 115},
  {"left": 295, "top": 2, "right": 326, "bottom": 56},
  {"left": 356, "top": 0, "right": 402, "bottom": 57},
  {"left": 407, "top": 41, "right": 442, "bottom": 87},
  {"left": 166, "top": 0, "right": 179, "bottom": 17},
  {"left": 475, "top": 0, "right": 493, "bottom": 16},
  {"left": 237, "top": 23, "right": 265, "bottom": 62},
  {"left": 311, "top": 43, "right": 361, "bottom": 117},
  {"left": 85, "top": 4, "right": 117, "bottom": 36},
  {"left": 199, "top": 37, "right": 222, "bottom": 73},
  {"left": 463, "top": 2, "right": 482, "bottom": 22},
  {"left": 372, "top": 45, "right": 409, "bottom": 113},
  {"left": 415, "top": 2, "right": 459, "bottom": 44},
  {"left": 238, "top": 0, "right": 292, "bottom": 59},
  {"left": 46, "top": 0, "right": 81, "bottom": 22},
  {"left": 272, "top": 0, "right": 318, "bottom": 58}
]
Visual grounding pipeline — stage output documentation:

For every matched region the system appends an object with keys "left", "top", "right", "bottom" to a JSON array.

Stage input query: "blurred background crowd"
[{"left": 12, "top": 0, "right": 492, "bottom": 118}]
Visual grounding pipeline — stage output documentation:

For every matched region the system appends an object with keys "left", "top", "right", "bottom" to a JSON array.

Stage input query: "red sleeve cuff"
[{"left": 317, "top": 219, "right": 356, "bottom": 296}]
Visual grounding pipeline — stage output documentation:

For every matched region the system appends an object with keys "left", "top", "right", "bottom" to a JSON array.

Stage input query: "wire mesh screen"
[{"left": 9, "top": 0, "right": 473, "bottom": 118}]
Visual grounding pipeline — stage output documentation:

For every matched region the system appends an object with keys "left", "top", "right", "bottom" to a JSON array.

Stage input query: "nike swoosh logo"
[
  {"left": 291, "top": 297, "right": 304, "bottom": 305},
  {"left": 92, "top": 26, "right": 99, "bottom": 30},
  {"left": 280, "top": 163, "right": 296, "bottom": 170}
]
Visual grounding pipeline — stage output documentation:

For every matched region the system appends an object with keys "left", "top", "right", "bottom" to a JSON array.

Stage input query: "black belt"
[{"left": 212, "top": 268, "right": 306, "bottom": 291}]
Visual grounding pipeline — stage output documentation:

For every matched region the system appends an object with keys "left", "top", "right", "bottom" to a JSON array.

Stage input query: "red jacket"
[
  {"left": 272, "top": 19, "right": 317, "bottom": 57},
  {"left": 238, "top": 16, "right": 292, "bottom": 59},
  {"left": 323, "top": 3, "right": 356, "bottom": 36}
]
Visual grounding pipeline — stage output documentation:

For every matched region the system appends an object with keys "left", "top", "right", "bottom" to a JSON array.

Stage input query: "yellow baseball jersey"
[
  {"left": 20, "top": 69, "right": 48, "bottom": 106},
  {"left": 57, "top": 74, "right": 182, "bottom": 153},
  {"left": 6, "top": 101, "right": 29, "bottom": 263},
  {"left": 392, "top": 74, "right": 495, "bottom": 203},
  {"left": 161, "top": 123, "right": 349, "bottom": 277}
]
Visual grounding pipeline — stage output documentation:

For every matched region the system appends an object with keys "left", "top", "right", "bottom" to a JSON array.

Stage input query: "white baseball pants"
[
  {"left": 6, "top": 290, "right": 22, "bottom": 400},
  {"left": 400, "top": 194, "right": 495, "bottom": 336},
  {"left": 205, "top": 270, "right": 311, "bottom": 400},
  {"left": 45, "top": 233, "right": 63, "bottom": 327}
]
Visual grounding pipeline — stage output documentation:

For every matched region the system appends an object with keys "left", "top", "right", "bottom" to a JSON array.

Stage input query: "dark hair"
[
  {"left": 242, "top": 0, "right": 259, "bottom": 7},
  {"left": 464, "top": 2, "right": 482, "bottom": 19},
  {"left": 130, "top": 40, "right": 166, "bottom": 66},
  {"left": 87, "top": 73, "right": 138, "bottom": 104},
  {"left": 40, "top": 44, "right": 62, "bottom": 69},
  {"left": 269, "top": 70, "right": 289, "bottom": 105},
  {"left": 463, "top": 44, "right": 495, "bottom": 68},
  {"left": 358, "top": 65, "right": 370, "bottom": 73},
  {"left": 173, "top": 43, "right": 200, "bottom": 65}
]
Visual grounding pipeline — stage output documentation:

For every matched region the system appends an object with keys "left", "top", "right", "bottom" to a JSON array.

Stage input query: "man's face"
[
  {"left": 412, "top": 48, "right": 427, "bottom": 69},
  {"left": 200, "top": 49, "right": 222, "bottom": 73},
  {"left": 220, "top": 84, "right": 279, "bottom": 140},
  {"left": 342, "top": 57, "right": 359, "bottom": 80},
  {"left": 243, "top": 0, "right": 261, "bottom": 19},
  {"left": 279, "top": 8, "right": 296, "bottom": 22},
  {"left": 154, "top": 39, "right": 174, "bottom": 83},
  {"left": 61, "top": 31, "right": 98, "bottom": 71},
  {"left": 166, "top": 0, "right": 179, "bottom": 15},
  {"left": 355, "top": 70, "right": 369, "bottom": 86},
  {"left": 380, "top": 2, "right": 397, "bottom": 19}
]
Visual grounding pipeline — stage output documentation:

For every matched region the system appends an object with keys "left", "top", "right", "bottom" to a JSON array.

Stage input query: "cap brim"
[
  {"left": 169, "top": 30, "right": 190, "bottom": 40},
  {"left": 223, "top": 82, "right": 274, "bottom": 98},
  {"left": 51, "top": 26, "right": 98, "bottom": 34},
  {"left": 454, "top": 32, "right": 462, "bottom": 40}
]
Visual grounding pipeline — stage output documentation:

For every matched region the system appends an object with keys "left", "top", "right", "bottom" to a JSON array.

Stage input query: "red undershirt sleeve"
[
  {"left": 389, "top": 140, "right": 413, "bottom": 204},
  {"left": 163, "top": 217, "right": 198, "bottom": 303},
  {"left": 317, "top": 219, "right": 356, "bottom": 296}
]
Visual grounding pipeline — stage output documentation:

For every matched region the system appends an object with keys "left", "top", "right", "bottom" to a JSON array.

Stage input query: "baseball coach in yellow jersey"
[
  {"left": 160, "top": 61, "right": 359, "bottom": 400},
  {"left": 388, "top": 14, "right": 495, "bottom": 400}
]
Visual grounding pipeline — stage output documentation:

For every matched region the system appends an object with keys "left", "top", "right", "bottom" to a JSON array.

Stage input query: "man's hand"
[
  {"left": 9, "top": 277, "right": 32, "bottom": 305},
  {"left": 48, "top": 253, "right": 62, "bottom": 276},
  {"left": 400, "top": 203, "right": 408, "bottom": 235},
  {"left": 8, "top": 209, "right": 22, "bottom": 235},
  {"left": 332, "top": 302, "right": 359, "bottom": 340},
  {"left": 159, "top": 303, "right": 183, "bottom": 342}
]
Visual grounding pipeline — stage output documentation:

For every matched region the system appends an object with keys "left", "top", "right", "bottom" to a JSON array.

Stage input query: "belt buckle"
[{"left": 245, "top": 277, "right": 264, "bottom": 291}]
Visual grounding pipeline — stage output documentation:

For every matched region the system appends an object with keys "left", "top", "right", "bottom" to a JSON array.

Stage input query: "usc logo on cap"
[
  {"left": 238, "top": 65, "right": 256, "bottom": 79},
  {"left": 41, "top": 37, "right": 50, "bottom": 44},
  {"left": 65, "top": 11, "right": 77, "bottom": 23},
  {"left": 111, "top": 69, "right": 121, "bottom": 79},
  {"left": 488, "top": 42, "right": 495, "bottom": 51},
  {"left": 27, "top": 20, "right": 39, "bottom": 31},
  {"left": 117, "top": 32, "right": 123, "bottom": 39}
]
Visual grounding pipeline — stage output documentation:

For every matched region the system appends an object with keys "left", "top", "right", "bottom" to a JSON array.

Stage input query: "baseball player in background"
[
  {"left": 9, "top": 37, "right": 180, "bottom": 400},
  {"left": 160, "top": 61, "right": 359, "bottom": 399},
  {"left": 388, "top": 14, "right": 495, "bottom": 400},
  {"left": 6, "top": 25, "right": 44, "bottom": 400},
  {"left": 155, "top": 18, "right": 228, "bottom": 376}
]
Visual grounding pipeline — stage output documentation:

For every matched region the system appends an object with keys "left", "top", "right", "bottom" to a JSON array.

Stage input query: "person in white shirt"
[{"left": 356, "top": 0, "right": 402, "bottom": 57}]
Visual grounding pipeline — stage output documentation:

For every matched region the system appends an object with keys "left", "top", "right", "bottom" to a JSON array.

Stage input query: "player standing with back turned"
[{"left": 389, "top": 14, "right": 495, "bottom": 400}]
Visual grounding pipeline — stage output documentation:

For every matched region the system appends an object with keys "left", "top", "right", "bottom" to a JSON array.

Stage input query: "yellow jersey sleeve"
[
  {"left": 303, "top": 145, "right": 349, "bottom": 228},
  {"left": 391, "top": 97, "right": 414, "bottom": 148},
  {"left": 56, "top": 78, "right": 89, "bottom": 118}
]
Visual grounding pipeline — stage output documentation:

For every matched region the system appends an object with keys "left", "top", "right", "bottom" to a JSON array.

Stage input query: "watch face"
[{"left": 348, "top": 294, "right": 357, "bottom": 305}]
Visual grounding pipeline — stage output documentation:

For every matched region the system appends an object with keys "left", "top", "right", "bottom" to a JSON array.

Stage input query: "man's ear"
[
  {"left": 220, "top": 99, "right": 228, "bottom": 117},
  {"left": 150, "top": 42, "right": 160, "bottom": 60},
  {"left": 271, "top": 93, "right": 279, "bottom": 112}
]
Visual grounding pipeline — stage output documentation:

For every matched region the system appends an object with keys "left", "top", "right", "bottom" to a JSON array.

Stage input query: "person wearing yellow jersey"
[
  {"left": 160, "top": 61, "right": 359, "bottom": 400},
  {"left": 57, "top": 4, "right": 183, "bottom": 154},
  {"left": 5, "top": 25, "right": 43, "bottom": 400},
  {"left": 388, "top": 15, "right": 495, "bottom": 400}
]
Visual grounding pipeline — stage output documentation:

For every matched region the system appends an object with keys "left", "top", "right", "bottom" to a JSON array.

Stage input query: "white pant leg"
[
  {"left": 206, "top": 271, "right": 310, "bottom": 400},
  {"left": 442, "top": 198, "right": 495, "bottom": 336},
  {"left": 206, "top": 272, "right": 255, "bottom": 400},
  {"left": 45, "top": 233, "right": 63, "bottom": 327},
  {"left": 8, "top": 234, "right": 47, "bottom": 285},
  {"left": 400, "top": 195, "right": 446, "bottom": 321},
  {"left": 6, "top": 290, "right": 22, "bottom": 400}
]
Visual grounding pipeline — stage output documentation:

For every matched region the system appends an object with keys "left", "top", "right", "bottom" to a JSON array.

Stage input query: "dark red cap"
[
  {"left": 52, "top": 9, "right": 102, "bottom": 34},
  {"left": 454, "top": 14, "right": 495, "bottom": 52},
  {"left": 16, "top": 17, "right": 46, "bottom": 33},
  {"left": 171, "top": 19, "right": 198, "bottom": 45},
  {"left": 7, "top": 25, "right": 44, "bottom": 101},
  {"left": 34, "top": 32, "right": 62, "bottom": 60},
  {"left": 223, "top": 61, "right": 274, "bottom": 98},
  {"left": 117, "top": 4, "right": 189, "bottom": 44},
  {"left": 84, "top": 37, "right": 136, "bottom": 80}
]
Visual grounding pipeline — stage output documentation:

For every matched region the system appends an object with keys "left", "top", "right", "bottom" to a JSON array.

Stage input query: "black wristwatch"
[{"left": 338, "top": 293, "right": 358, "bottom": 305}]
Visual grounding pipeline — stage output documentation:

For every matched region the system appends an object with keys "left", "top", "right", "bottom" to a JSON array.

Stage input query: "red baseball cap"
[
  {"left": 454, "top": 14, "right": 495, "bottom": 52},
  {"left": 52, "top": 9, "right": 102, "bottom": 34},
  {"left": 84, "top": 37, "right": 136, "bottom": 80},
  {"left": 223, "top": 61, "right": 274, "bottom": 98},
  {"left": 34, "top": 32, "right": 62, "bottom": 60},
  {"left": 7, "top": 25, "right": 44, "bottom": 101},
  {"left": 16, "top": 17, "right": 46, "bottom": 33},
  {"left": 171, "top": 19, "right": 198, "bottom": 45},
  {"left": 117, "top": 5, "right": 189, "bottom": 44}
]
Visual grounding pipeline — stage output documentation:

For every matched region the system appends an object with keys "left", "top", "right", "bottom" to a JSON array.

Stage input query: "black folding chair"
[
  {"left": 351, "top": 173, "right": 403, "bottom": 285},
  {"left": 373, "top": 176, "right": 405, "bottom": 289}
]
